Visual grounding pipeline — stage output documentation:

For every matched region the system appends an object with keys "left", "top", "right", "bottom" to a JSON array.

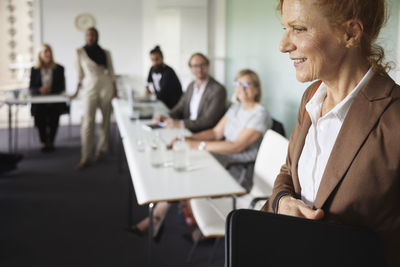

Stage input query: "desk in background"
[{"left": 5, "top": 95, "right": 70, "bottom": 152}]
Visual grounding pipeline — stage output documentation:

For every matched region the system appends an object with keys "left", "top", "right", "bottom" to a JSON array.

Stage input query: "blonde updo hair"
[{"left": 277, "top": 0, "right": 391, "bottom": 73}]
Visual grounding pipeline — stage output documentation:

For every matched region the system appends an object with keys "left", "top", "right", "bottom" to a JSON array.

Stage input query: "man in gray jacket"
[{"left": 156, "top": 53, "right": 227, "bottom": 132}]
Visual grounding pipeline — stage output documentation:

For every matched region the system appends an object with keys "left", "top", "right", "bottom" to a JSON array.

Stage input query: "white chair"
[{"left": 188, "top": 130, "right": 289, "bottom": 261}]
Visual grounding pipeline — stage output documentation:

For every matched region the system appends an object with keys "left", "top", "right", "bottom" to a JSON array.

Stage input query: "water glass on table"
[
  {"left": 172, "top": 137, "right": 190, "bottom": 171},
  {"left": 135, "top": 136, "right": 146, "bottom": 152},
  {"left": 150, "top": 132, "right": 167, "bottom": 167}
]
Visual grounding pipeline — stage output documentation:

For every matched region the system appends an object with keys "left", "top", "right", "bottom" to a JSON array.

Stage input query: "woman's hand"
[
  {"left": 152, "top": 115, "right": 167, "bottom": 124},
  {"left": 164, "top": 118, "right": 183, "bottom": 129},
  {"left": 145, "top": 87, "right": 152, "bottom": 95},
  {"left": 39, "top": 86, "right": 50, "bottom": 94},
  {"left": 278, "top": 195, "right": 324, "bottom": 220},
  {"left": 69, "top": 92, "right": 78, "bottom": 100},
  {"left": 70, "top": 83, "right": 81, "bottom": 100},
  {"left": 185, "top": 139, "right": 200, "bottom": 150}
]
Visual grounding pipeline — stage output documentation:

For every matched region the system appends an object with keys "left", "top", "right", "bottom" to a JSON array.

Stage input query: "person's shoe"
[
  {"left": 182, "top": 230, "right": 215, "bottom": 244},
  {"left": 152, "top": 204, "right": 171, "bottom": 241},
  {"left": 182, "top": 232, "right": 195, "bottom": 243},
  {"left": 47, "top": 143, "right": 55, "bottom": 152},
  {"left": 153, "top": 222, "right": 164, "bottom": 243},
  {"left": 93, "top": 151, "right": 106, "bottom": 163},
  {"left": 75, "top": 161, "right": 90, "bottom": 171},
  {"left": 128, "top": 225, "right": 145, "bottom": 237},
  {"left": 41, "top": 143, "right": 55, "bottom": 153}
]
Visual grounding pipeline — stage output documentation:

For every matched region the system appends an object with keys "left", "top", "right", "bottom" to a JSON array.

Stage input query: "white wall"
[
  {"left": 142, "top": 0, "right": 209, "bottom": 91},
  {"left": 38, "top": 0, "right": 143, "bottom": 123},
  {"left": 208, "top": 0, "right": 226, "bottom": 84},
  {"left": 37, "top": 0, "right": 225, "bottom": 93},
  {"left": 36, "top": 0, "right": 223, "bottom": 124},
  {"left": 40, "top": 0, "right": 143, "bottom": 94}
]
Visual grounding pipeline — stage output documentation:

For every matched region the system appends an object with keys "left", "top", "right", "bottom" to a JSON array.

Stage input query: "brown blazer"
[
  {"left": 262, "top": 71, "right": 400, "bottom": 267},
  {"left": 168, "top": 76, "right": 227, "bottom": 133}
]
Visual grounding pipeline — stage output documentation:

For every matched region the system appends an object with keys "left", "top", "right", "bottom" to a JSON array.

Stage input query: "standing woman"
[
  {"left": 262, "top": 0, "right": 400, "bottom": 266},
  {"left": 30, "top": 44, "right": 67, "bottom": 152},
  {"left": 146, "top": 45, "right": 182, "bottom": 109},
  {"left": 71, "top": 27, "right": 118, "bottom": 170}
]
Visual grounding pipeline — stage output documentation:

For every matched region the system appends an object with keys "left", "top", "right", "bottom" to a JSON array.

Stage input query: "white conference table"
[
  {"left": 112, "top": 98, "right": 246, "bottom": 266},
  {"left": 4, "top": 94, "right": 70, "bottom": 152}
]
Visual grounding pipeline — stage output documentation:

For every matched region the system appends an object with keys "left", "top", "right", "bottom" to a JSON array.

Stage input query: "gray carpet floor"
[{"left": 0, "top": 124, "right": 224, "bottom": 267}]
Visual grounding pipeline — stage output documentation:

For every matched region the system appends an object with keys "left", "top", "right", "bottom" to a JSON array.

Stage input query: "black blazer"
[
  {"left": 147, "top": 64, "right": 182, "bottom": 109},
  {"left": 29, "top": 64, "right": 67, "bottom": 116}
]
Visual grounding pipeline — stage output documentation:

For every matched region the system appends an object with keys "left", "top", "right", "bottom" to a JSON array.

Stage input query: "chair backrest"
[
  {"left": 271, "top": 118, "right": 286, "bottom": 137},
  {"left": 250, "top": 129, "right": 288, "bottom": 197},
  {"left": 225, "top": 209, "right": 387, "bottom": 267}
]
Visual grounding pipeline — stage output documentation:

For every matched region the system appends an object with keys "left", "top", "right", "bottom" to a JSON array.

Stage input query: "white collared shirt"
[
  {"left": 189, "top": 80, "right": 208, "bottom": 120},
  {"left": 41, "top": 68, "right": 53, "bottom": 88},
  {"left": 151, "top": 73, "right": 162, "bottom": 92},
  {"left": 298, "top": 68, "right": 374, "bottom": 207}
]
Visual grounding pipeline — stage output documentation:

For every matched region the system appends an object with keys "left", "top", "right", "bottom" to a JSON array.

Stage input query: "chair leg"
[
  {"left": 68, "top": 113, "right": 72, "bottom": 139},
  {"left": 14, "top": 105, "right": 19, "bottom": 152},
  {"left": 117, "top": 128, "right": 124, "bottom": 173},
  {"left": 208, "top": 237, "right": 222, "bottom": 264},
  {"left": 186, "top": 228, "right": 202, "bottom": 263},
  {"left": 28, "top": 116, "right": 33, "bottom": 151}
]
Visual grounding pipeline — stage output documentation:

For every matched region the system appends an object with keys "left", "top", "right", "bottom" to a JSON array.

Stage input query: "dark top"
[
  {"left": 84, "top": 44, "right": 107, "bottom": 67},
  {"left": 147, "top": 64, "right": 182, "bottom": 109},
  {"left": 29, "top": 64, "right": 67, "bottom": 116}
]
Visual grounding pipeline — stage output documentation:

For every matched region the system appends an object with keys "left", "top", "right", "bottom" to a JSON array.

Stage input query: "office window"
[{"left": 0, "top": 0, "right": 34, "bottom": 89}]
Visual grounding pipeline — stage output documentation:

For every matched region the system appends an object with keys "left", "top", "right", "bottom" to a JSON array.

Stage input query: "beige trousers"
[{"left": 80, "top": 78, "right": 113, "bottom": 163}]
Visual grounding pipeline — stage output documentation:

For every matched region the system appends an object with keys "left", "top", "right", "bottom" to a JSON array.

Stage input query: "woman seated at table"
[
  {"left": 185, "top": 69, "right": 272, "bottom": 190},
  {"left": 29, "top": 44, "right": 67, "bottom": 152},
  {"left": 131, "top": 69, "right": 272, "bottom": 236}
]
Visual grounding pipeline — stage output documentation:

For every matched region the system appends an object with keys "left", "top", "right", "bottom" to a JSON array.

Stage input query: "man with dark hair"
[{"left": 146, "top": 45, "right": 182, "bottom": 109}]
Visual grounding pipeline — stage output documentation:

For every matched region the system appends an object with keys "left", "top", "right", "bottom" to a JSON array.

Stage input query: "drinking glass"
[{"left": 173, "top": 137, "right": 190, "bottom": 171}]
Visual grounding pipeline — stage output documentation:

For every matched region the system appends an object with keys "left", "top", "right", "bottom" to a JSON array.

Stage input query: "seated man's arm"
[{"left": 168, "top": 88, "right": 188, "bottom": 120}]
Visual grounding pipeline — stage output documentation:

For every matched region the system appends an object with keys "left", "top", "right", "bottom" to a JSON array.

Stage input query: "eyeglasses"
[
  {"left": 190, "top": 63, "right": 208, "bottom": 69},
  {"left": 234, "top": 81, "right": 252, "bottom": 88}
]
